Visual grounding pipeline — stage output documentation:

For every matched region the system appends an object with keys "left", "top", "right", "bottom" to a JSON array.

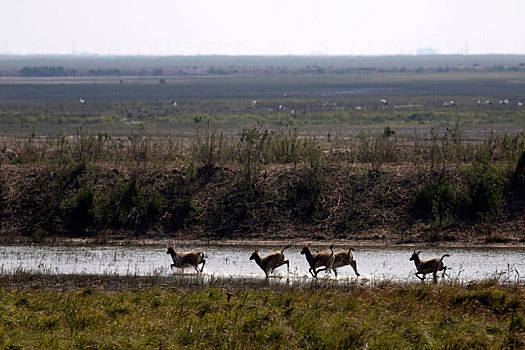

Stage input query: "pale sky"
[{"left": 1, "top": 0, "right": 524, "bottom": 56}]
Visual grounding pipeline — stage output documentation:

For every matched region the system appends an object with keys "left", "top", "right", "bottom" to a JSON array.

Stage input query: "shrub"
[
  {"left": 269, "top": 120, "right": 302, "bottom": 164},
  {"left": 0, "top": 167, "right": 5, "bottom": 221},
  {"left": 464, "top": 161, "right": 506, "bottom": 217},
  {"left": 31, "top": 160, "right": 87, "bottom": 232},
  {"left": 411, "top": 181, "right": 459, "bottom": 219},
  {"left": 356, "top": 128, "right": 398, "bottom": 171},
  {"left": 62, "top": 184, "right": 95, "bottom": 231},
  {"left": 191, "top": 121, "right": 224, "bottom": 168},
  {"left": 100, "top": 178, "right": 163, "bottom": 229},
  {"left": 512, "top": 150, "right": 525, "bottom": 196},
  {"left": 411, "top": 180, "right": 459, "bottom": 233},
  {"left": 238, "top": 125, "right": 267, "bottom": 191}
]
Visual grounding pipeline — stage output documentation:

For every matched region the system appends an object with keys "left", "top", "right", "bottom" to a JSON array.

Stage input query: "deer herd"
[{"left": 167, "top": 244, "right": 449, "bottom": 283}]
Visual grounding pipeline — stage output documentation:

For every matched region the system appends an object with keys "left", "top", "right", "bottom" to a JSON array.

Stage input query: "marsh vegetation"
[{"left": 0, "top": 275, "right": 523, "bottom": 349}]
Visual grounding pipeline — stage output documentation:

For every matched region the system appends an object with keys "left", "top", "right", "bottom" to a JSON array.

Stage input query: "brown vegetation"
[{"left": 0, "top": 124, "right": 523, "bottom": 245}]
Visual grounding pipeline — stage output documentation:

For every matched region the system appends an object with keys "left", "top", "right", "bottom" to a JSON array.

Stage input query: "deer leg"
[
  {"left": 200, "top": 259, "right": 206, "bottom": 273},
  {"left": 351, "top": 261, "right": 360, "bottom": 277},
  {"left": 272, "top": 260, "right": 289, "bottom": 274},
  {"left": 314, "top": 267, "right": 330, "bottom": 277}
]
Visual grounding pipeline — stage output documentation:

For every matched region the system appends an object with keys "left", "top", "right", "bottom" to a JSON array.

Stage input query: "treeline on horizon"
[
  {"left": 2, "top": 53, "right": 525, "bottom": 69},
  {"left": 12, "top": 62, "right": 525, "bottom": 78}
]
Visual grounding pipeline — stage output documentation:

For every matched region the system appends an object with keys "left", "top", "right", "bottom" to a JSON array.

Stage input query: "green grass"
[
  {"left": 1, "top": 69, "right": 525, "bottom": 137},
  {"left": 0, "top": 281, "right": 523, "bottom": 349},
  {"left": 0, "top": 96, "right": 524, "bottom": 137}
]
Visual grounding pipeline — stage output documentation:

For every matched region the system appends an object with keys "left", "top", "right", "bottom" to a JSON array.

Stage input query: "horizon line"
[{"left": 2, "top": 53, "right": 525, "bottom": 58}]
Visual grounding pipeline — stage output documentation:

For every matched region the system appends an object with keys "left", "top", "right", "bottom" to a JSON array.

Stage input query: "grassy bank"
[
  {"left": 0, "top": 123, "right": 524, "bottom": 244},
  {"left": 0, "top": 276, "right": 523, "bottom": 349}
]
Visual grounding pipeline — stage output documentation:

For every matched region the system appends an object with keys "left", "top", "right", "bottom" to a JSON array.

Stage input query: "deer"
[
  {"left": 167, "top": 244, "right": 206, "bottom": 273},
  {"left": 249, "top": 245, "right": 290, "bottom": 278},
  {"left": 409, "top": 250, "right": 449, "bottom": 283},
  {"left": 300, "top": 244, "right": 335, "bottom": 278},
  {"left": 332, "top": 248, "right": 360, "bottom": 277}
]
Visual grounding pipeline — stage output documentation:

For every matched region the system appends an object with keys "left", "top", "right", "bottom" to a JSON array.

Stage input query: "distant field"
[
  {"left": 2, "top": 72, "right": 525, "bottom": 103},
  {"left": 0, "top": 56, "right": 524, "bottom": 137},
  {"left": 2, "top": 53, "right": 525, "bottom": 71}
]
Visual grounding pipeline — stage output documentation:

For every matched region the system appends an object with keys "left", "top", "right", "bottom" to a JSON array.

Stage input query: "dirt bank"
[{"left": 0, "top": 162, "right": 523, "bottom": 245}]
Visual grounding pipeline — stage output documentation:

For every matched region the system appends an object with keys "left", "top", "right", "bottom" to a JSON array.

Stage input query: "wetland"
[{"left": 0, "top": 55, "right": 524, "bottom": 348}]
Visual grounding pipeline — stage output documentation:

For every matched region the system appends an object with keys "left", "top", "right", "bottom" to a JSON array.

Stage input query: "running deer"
[
  {"left": 332, "top": 248, "right": 360, "bottom": 277},
  {"left": 409, "top": 250, "right": 449, "bottom": 283},
  {"left": 300, "top": 244, "right": 335, "bottom": 278},
  {"left": 167, "top": 244, "right": 206, "bottom": 273},
  {"left": 249, "top": 245, "right": 290, "bottom": 278}
]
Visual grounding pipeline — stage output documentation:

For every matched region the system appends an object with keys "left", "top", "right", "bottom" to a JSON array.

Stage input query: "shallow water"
[{"left": 0, "top": 244, "right": 524, "bottom": 283}]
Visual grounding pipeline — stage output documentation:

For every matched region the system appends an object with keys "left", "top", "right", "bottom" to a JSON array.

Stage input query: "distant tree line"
[
  {"left": 17, "top": 63, "right": 525, "bottom": 78},
  {"left": 19, "top": 66, "right": 77, "bottom": 77},
  {"left": 86, "top": 68, "right": 122, "bottom": 76},
  {"left": 18, "top": 66, "right": 164, "bottom": 77}
]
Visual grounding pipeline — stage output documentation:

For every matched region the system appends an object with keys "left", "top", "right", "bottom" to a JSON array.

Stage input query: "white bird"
[
  {"left": 518, "top": 102, "right": 523, "bottom": 106},
  {"left": 503, "top": 99, "right": 509, "bottom": 104},
  {"left": 79, "top": 98, "right": 86, "bottom": 104},
  {"left": 278, "top": 104, "right": 283, "bottom": 110},
  {"left": 449, "top": 100, "right": 455, "bottom": 106},
  {"left": 380, "top": 99, "right": 388, "bottom": 105},
  {"left": 477, "top": 99, "right": 482, "bottom": 106},
  {"left": 485, "top": 100, "right": 492, "bottom": 105},
  {"left": 173, "top": 101, "right": 177, "bottom": 106}
]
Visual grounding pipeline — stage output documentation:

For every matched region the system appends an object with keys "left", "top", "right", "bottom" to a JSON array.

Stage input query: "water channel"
[{"left": 0, "top": 244, "right": 524, "bottom": 283}]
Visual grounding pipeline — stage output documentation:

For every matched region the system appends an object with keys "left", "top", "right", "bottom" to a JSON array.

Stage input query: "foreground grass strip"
[{"left": 0, "top": 279, "right": 523, "bottom": 349}]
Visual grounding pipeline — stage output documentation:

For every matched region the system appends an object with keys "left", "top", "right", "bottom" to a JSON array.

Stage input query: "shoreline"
[{"left": 1, "top": 235, "right": 525, "bottom": 249}]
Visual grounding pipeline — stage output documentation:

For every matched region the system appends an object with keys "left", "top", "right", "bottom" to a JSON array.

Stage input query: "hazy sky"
[{"left": 1, "top": 0, "right": 524, "bottom": 56}]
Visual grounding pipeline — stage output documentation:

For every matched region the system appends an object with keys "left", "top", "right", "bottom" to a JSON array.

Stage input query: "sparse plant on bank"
[{"left": 191, "top": 119, "right": 225, "bottom": 168}]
